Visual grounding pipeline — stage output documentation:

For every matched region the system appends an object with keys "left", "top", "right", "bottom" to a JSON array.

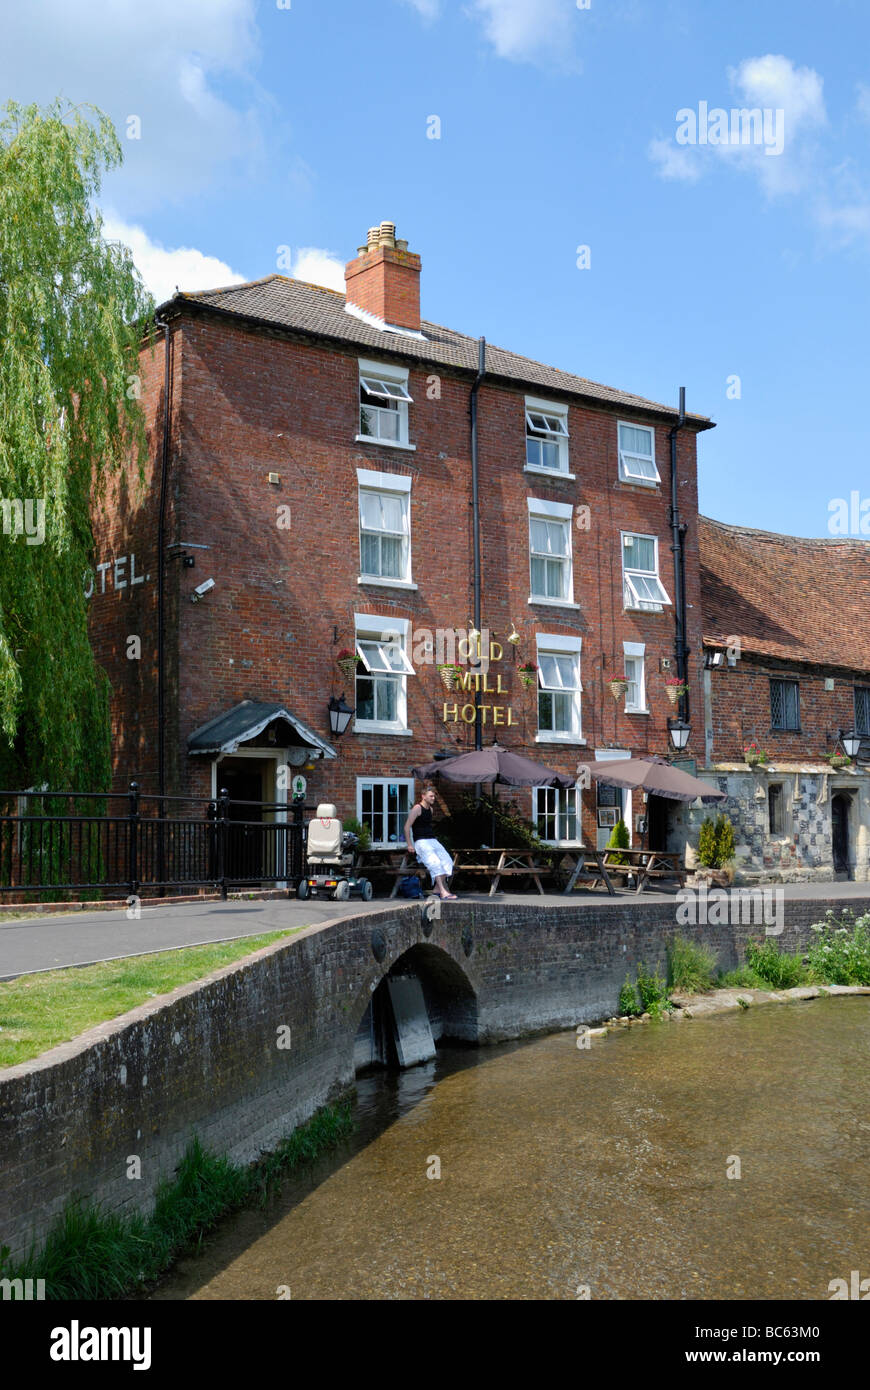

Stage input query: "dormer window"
[{"left": 525, "top": 397, "right": 570, "bottom": 474}]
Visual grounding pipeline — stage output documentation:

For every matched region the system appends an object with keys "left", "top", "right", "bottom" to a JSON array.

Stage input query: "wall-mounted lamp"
[
  {"left": 668, "top": 718, "right": 691, "bottom": 752},
  {"left": 841, "top": 729, "right": 862, "bottom": 761},
  {"left": 328, "top": 694, "right": 354, "bottom": 737},
  {"left": 704, "top": 650, "right": 725, "bottom": 669}
]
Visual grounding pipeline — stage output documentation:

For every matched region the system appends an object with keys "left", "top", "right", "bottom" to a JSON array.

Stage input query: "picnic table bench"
[
  {"left": 451, "top": 847, "right": 555, "bottom": 896},
  {"left": 352, "top": 846, "right": 446, "bottom": 898}
]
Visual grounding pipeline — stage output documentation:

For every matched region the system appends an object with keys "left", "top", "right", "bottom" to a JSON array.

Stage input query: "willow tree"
[{"left": 0, "top": 99, "right": 153, "bottom": 791}]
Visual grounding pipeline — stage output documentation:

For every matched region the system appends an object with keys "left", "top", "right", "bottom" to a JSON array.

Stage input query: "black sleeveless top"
[{"left": 414, "top": 805, "right": 435, "bottom": 838}]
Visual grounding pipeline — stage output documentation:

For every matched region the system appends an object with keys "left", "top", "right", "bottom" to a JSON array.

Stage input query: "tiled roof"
[
  {"left": 164, "top": 274, "right": 713, "bottom": 426},
  {"left": 699, "top": 516, "right": 870, "bottom": 673}
]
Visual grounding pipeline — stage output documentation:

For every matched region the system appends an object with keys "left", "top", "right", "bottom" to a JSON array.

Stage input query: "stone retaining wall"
[{"left": 0, "top": 895, "right": 859, "bottom": 1258}]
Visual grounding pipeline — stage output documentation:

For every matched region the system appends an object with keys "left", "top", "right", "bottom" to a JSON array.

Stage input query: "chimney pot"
[{"left": 345, "top": 222, "right": 421, "bottom": 330}]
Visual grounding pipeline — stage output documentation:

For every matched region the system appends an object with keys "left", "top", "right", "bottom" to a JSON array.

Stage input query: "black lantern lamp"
[
  {"left": 328, "top": 693, "right": 354, "bottom": 736},
  {"left": 668, "top": 717, "right": 691, "bottom": 752},
  {"left": 841, "top": 729, "right": 862, "bottom": 761}
]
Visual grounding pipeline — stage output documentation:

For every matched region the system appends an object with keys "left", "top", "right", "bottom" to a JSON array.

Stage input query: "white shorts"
[{"left": 414, "top": 838, "right": 454, "bottom": 883}]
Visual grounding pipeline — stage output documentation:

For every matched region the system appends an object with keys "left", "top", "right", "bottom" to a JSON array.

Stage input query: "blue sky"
[{"left": 4, "top": 0, "right": 870, "bottom": 538}]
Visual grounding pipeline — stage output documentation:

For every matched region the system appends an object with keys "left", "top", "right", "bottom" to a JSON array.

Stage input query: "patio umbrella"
[
  {"left": 412, "top": 744, "right": 576, "bottom": 844},
  {"left": 413, "top": 745, "right": 576, "bottom": 788},
  {"left": 577, "top": 754, "right": 725, "bottom": 803}
]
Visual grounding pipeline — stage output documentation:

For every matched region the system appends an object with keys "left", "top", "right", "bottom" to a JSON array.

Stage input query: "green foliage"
[
  {"left": 713, "top": 814, "right": 736, "bottom": 865},
  {"left": 0, "top": 1103, "right": 353, "bottom": 1299},
  {"left": 718, "top": 964, "right": 765, "bottom": 989},
  {"left": 806, "top": 910, "right": 870, "bottom": 986},
  {"left": 606, "top": 816, "right": 630, "bottom": 864},
  {"left": 635, "top": 959, "right": 671, "bottom": 1017},
  {"left": 342, "top": 816, "right": 371, "bottom": 851},
  {"left": 696, "top": 817, "right": 717, "bottom": 867},
  {"left": 745, "top": 939, "right": 808, "bottom": 989},
  {"left": 696, "top": 814, "right": 736, "bottom": 869},
  {"left": 618, "top": 975, "right": 640, "bottom": 1016},
  {"left": 0, "top": 98, "right": 153, "bottom": 790},
  {"left": 666, "top": 936, "right": 718, "bottom": 994},
  {"left": 438, "top": 790, "right": 542, "bottom": 851}
]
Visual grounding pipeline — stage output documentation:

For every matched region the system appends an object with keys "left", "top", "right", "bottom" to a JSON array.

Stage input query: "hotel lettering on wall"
[{"left": 442, "top": 637, "right": 516, "bottom": 727}]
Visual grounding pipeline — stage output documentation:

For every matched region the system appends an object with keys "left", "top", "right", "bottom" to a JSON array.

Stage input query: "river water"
[{"left": 154, "top": 998, "right": 869, "bottom": 1300}]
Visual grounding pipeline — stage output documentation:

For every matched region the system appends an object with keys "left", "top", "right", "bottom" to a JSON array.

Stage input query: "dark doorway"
[
  {"left": 646, "top": 794, "right": 670, "bottom": 851},
  {"left": 221, "top": 763, "right": 265, "bottom": 883},
  {"left": 831, "top": 794, "right": 851, "bottom": 877}
]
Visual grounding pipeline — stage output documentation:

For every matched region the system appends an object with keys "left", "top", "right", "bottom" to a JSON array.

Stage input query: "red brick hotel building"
[{"left": 89, "top": 220, "right": 714, "bottom": 852}]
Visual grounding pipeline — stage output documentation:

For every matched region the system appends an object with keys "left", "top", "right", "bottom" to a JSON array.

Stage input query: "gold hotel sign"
[{"left": 442, "top": 638, "right": 517, "bottom": 727}]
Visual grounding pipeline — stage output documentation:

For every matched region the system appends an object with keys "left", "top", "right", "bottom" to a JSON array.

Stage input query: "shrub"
[
  {"left": 666, "top": 936, "right": 717, "bottom": 994},
  {"left": 696, "top": 817, "right": 717, "bottom": 868},
  {"left": 606, "top": 816, "right": 630, "bottom": 865},
  {"left": 806, "top": 911, "right": 870, "bottom": 986},
  {"left": 636, "top": 959, "right": 671, "bottom": 1017},
  {"left": 342, "top": 817, "right": 371, "bottom": 850},
  {"left": 745, "top": 939, "right": 808, "bottom": 989},
  {"left": 618, "top": 975, "right": 640, "bottom": 1016},
  {"left": 718, "top": 964, "right": 765, "bottom": 989},
  {"left": 714, "top": 814, "right": 736, "bottom": 866},
  {"left": 438, "top": 791, "right": 542, "bottom": 851},
  {"left": 696, "top": 815, "right": 736, "bottom": 869}
]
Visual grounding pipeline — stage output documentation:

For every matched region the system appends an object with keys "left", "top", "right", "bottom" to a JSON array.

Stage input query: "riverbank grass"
[
  {"left": 0, "top": 1102, "right": 354, "bottom": 1300},
  {"left": 0, "top": 930, "right": 300, "bottom": 1069}
]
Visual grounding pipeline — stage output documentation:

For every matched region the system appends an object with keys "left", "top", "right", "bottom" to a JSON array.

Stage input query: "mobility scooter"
[{"left": 296, "top": 803, "right": 373, "bottom": 901}]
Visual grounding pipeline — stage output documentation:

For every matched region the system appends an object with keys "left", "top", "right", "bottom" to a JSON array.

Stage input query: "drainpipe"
[
  {"left": 668, "top": 386, "right": 689, "bottom": 722},
  {"left": 470, "top": 336, "right": 486, "bottom": 752},
  {"left": 154, "top": 314, "right": 171, "bottom": 801}
]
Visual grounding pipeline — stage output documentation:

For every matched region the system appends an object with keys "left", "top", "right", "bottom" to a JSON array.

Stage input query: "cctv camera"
[{"left": 191, "top": 578, "right": 215, "bottom": 603}]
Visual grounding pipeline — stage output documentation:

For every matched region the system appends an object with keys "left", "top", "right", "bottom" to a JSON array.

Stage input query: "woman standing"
[{"left": 403, "top": 783, "right": 457, "bottom": 899}]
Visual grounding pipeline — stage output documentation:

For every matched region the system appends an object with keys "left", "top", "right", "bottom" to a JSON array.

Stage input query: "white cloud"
[
  {"left": 0, "top": 0, "right": 266, "bottom": 211},
  {"left": 650, "top": 55, "right": 870, "bottom": 253},
  {"left": 470, "top": 0, "right": 580, "bottom": 67},
  {"left": 290, "top": 248, "right": 346, "bottom": 292},
  {"left": 650, "top": 55, "right": 827, "bottom": 196},
  {"left": 102, "top": 215, "right": 247, "bottom": 304},
  {"left": 401, "top": 0, "right": 441, "bottom": 19},
  {"left": 647, "top": 137, "right": 702, "bottom": 182}
]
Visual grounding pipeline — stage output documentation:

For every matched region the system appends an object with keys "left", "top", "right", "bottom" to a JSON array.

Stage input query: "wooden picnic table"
[
  {"left": 352, "top": 845, "right": 455, "bottom": 898},
  {"left": 451, "top": 846, "right": 555, "bottom": 896},
  {"left": 599, "top": 847, "right": 686, "bottom": 893},
  {"left": 561, "top": 848, "right": 617, "bottom": 896}
]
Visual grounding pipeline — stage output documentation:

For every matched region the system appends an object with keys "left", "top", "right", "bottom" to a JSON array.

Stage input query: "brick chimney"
[{"left": 344, "top": 221, "right": 422, "bottom": 331}]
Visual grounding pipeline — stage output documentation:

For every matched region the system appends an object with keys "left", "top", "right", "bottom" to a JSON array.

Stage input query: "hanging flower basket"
[
  {"left": 743, "top": 742, "right": 768, "bottom": 768},
  {"left": 438, "top": 663, "right": 462, "bottom": 690},
  {"left": 518, "top": 661, "right": 538, "bottom": 689},
  {"left": 827, "top": 753, "right": 851, "bottom": 769},
  {"left": 606, "top": 673, "right": 629, "bottom": 700},
  {"left": 336, "top": 648, "right": 358, "bottom": 680},
  {"left": 665, "top": 677, "right": 689, "bottom": 705}
]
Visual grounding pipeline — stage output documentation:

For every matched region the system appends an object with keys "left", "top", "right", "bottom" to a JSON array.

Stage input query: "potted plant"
[
  {"left": 518, "top": 660, "right": 538, "bottom": 688},
  {"left": 692, "top": 813, "right": 736, "bottom": 887},
  {"left": 437, "top": 662, "right": 462, "bottom": 690},
  {"left": 743, "top": 741, "right": 768, "bottom": 768},
  {"left": 827, "top": 751, "right": 851, "bottom": 769},
  {"left": 606, "top": 672, "right": 629, "bottom": 700},
  {"left": 664, "top": 676, "right": 689, "bottom": 705}
]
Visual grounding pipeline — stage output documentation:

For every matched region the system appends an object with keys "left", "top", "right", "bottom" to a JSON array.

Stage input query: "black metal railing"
[{"left": 0, "top": 786, "right": 307, "bottom": 901}]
